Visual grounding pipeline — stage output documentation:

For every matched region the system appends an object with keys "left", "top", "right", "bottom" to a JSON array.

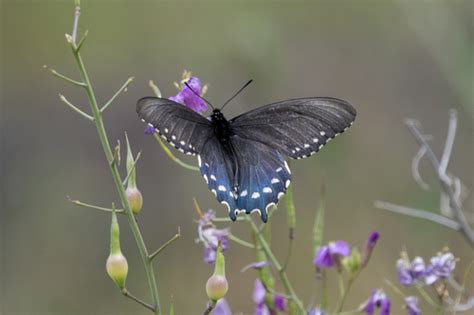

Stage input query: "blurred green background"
[{"left": 1, "top": 1, "right": 473, "bottom": 314}]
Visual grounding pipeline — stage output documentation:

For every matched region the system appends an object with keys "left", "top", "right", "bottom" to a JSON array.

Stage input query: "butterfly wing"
[
  {"left": 137, "top": 97, "right": 214, "bottom": 155},
  {"left": 230, "top": 97, "right": 356, "bottom": 159}
]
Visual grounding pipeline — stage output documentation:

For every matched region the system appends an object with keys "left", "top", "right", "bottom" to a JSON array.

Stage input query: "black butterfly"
[{"left": 137, "top": 83, "right": 356, "bottom": 222}]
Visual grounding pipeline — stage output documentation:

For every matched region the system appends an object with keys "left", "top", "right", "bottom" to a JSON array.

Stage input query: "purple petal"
[
  {"left": 253, "top": 279, "right": 266, "bottom": 304},
  {"left": 145, "top": 126, "right": 155, "bottom": 135},
  {"left": 367, "top": 231, "right": 380, "bottom": 248},
  {"left": 241, "top": 261, "right": 270, "bottom": 272},
  {"left": 314, "top": 246, "right": 334, "bottom": 268},
  {"left": 405, "top": 296, "right": 421, "bottom": 315},
  {"left": 214, "top": 299, "right": 232, "bottom": 315},
  {"left": 273, "top": 294, "right": 286, "bottom": 311},
  {"left": 199, "top": 210, "right": 216, "bottom": 226},
  {"left": 169, "top": 76, "right": 208, "bottom": 113},
  {"left": 307, "top": 308, "right": 326, "bottom": 315},
  {"left": 380, "top": 297, "right": 391, "bottom": 315},
  {"left": 254, "top": 303, "right": 270, "bottom": 315},
  {"left": 329, "top": 240, "right": 350, "bottom": 256},
  {"left": 362, "top": 290, "right": 376, "bottom": 315},
  {"left": 203, "top": 246, "right": 217, "bottom": 264},
  {"left": 397, "top": 258, "right": 414, "bottom": 286},
  {"left": 410, "top": 257, "right": 425, "bottom": 279}
]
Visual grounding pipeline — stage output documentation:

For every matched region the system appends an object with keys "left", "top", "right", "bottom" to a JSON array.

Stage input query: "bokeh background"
[{"left": 1, "top": 1, "right": 473, "bottom": 314}]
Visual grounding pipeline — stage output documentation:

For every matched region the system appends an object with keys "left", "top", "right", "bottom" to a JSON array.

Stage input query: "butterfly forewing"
[
  {"left": 137, "top": 97, "right": 214, "bottom": 155},
  {"left": 230, "top": 97, "right": 356, "bottom": 159}
]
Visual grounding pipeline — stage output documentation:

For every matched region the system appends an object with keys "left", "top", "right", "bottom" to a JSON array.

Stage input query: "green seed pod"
[
  {"left": 106, "top": 207, "right": 128, "bottom": 289},
  {"left": 205, "top": 245, "right": 228, "bottom": 302},
  {"left": 126, "top": 186, "right": 143, "bottom": 215},
  {"left": 342, "top": 247, "right": 361, "bottom": 275}
]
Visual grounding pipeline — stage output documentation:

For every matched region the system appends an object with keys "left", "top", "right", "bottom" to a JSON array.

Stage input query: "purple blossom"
[
  {"left": 307, "top": 308, "right": 326, "bottom": 315},
  {"left": 198, "top": 210, "right": 229, "bottom": 264},
  {"left": 424, "top": 252, "right": 456, "bottom": 285},
  {"left": 361, "top": 289, "right": 391, "bottom": 315},
  {"left": 362, "top": 231, "right": 380, "bottom": 267},
  {"left": 396, "top": 257, "right": 425, "bottom": 286},
  {"left": 252, "top": 279, "right": 286, "bottom": 314},
  {"left": 145, "top": 125, "right": 155, "bottom": 135},
  {"left": 314, "top": 240, "right": 350, "bottom": 269},
  {"left": 214, "top": 299, "right": 232, "bottom": 315},
  {"left": 405, "top": 296, "right": 421, "bottom": 315},
  {"left": 169, "top": 76, "right": 208, "bottom": 113},
  {"left": 273, "top": 294, "right": 286, "bottom": 311}
]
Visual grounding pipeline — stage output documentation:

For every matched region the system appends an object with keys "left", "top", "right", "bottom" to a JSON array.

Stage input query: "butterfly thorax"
[{"left": 210, "top": 109, "right": 234, "bottom": 145}]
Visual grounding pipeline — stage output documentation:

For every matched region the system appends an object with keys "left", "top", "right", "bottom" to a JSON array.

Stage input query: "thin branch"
[
  {"left": 71, "top": 4, "right": 80, "bottom": 47},
  {"left": 374, "top": 201, "right": 460, "bottom": 230},
  {"left": 75, "top": 29, "right": 88, "bottom": 52},
  {"left": 405, "top": 118, "right": 474, "bottom": 245},
  {"left": 412, "top": 145, "right": 430, "bottom": 190},
  {"left": 153, "top": 134, "right": 199, "bottom": 171},
  {"left": 101, "top": 77, "right": 135, "bottom": 113},
  {"left": 44, "top": 65, "right": 87, "bottom": 87},
  {"left": 440, "top": 109, "right": 457, "bottom": 175},
  {"left": 149, "top": 80, "right": 162, "bottom": 98},
  {"left": 58, "top": 94, "right": 94, "bottom": 121},
  {"left": 122, "top": 151, "right": 142, "bottom": 186},
  {"left": 212, "top": 216, "right": 245, "bottom": 222},
  {"left": 67, "top": 196, "right": 125, "bottom": 214},
  {"left": 122, "top": 289, "right": 156, "bottom": 312},
  {"left": 228, "top": 233, "right": 256, "bottom": 249},
  {"left": 149, "top": 227, "right": 181, "bottom": 261},
  {"left": 203, "top": 301, "right": 216, "bottom": 315}
]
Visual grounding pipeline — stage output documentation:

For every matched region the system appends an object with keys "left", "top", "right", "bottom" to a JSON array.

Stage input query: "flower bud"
[
  {"left": 106, "top": 252, "right": 128, "bottom": 289},
  {"left": 205, "top": 244, "right": 228, "bottom": 302},
  {"left": 106, "top": 206, "right": 128, "bottom": 289},
  {"left": 126, "top": 186, "right": 143, "bottom": 215},
  {"left": 342, "top": 247, "right": 361, "bottom": 274}
]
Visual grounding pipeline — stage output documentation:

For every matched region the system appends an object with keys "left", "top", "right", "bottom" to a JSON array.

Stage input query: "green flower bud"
[
  {"left": 206, "top": 245, "right": 228, "bottom": 302},
  {"left": 106, "top": 252, "right": 128, "bottom": 289},
  {"left": 206, "top": 275, "right": 228, "bottom": 301},
  {"left": 342, "top": 247, "right": 361, "bottom": 275},
  {"left": 126, "top": 186, "right": 143, "bottom": 215},
  {"left": 106, "top": 207, "right": 128, "bottom": 289}
]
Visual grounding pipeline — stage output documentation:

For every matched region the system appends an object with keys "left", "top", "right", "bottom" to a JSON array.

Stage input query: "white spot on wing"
[
  {"left": 251, "top": 208, "right": 261, "bottom": 215},
  {"left": 263, "top": 187, "right": 272, "bottom": 193},
  {"left": 313, "top": 138, "right": 319, "bottom": 143},
  {"left": 285, "top": 180, "right": 291, "bottom": 188},
  {"left": 318, "top": 144, "right": 323, "bottom": 150},
  {"left": 147, "top": 123, "right": 153, "bottom": 128},
  {"left": 210, "top": 175, "right": 217, "bottom": 181},
  {"left": 211, "top": 189, "right": 217, "bottom": 197},
  {"left": 278, "top": 192, "right": 285, "bottom": 199},
  {"left": 271, "top": 178, "right": 280, "bottom": 184},
  {"left": 304, "top": 144, "right": 310, "bottom": 148},
  {"left": 295, "top": 147, "right": 300, "bottom": 152},
  {"left": 251, "top": 192, "right": 260, "bottom": 199},
  {"left": 320, "top": 131, "right": 326, "bottom": 136},
  {"left": 266, "top": 202, "right": 276, "bottom": 211},
  {"left": 276, "top": 167, "right": 283, "bottom": 172},
  {"left": 180, "top": 141, "right": 185, "bottom": 145},
  {"left": 284, "top": 161, "right": 291, "bottom": 174},
  {"left": 221, "top": 201, "right": 230, "bottom": 211},
  {"left": 218, "top": 185, "right": 226, "bottom": 192},
  {"left": 203, "top": 174, "right": 208, "bottom": 184},
  {"left": 240, "top": 190, "right": 248, "bottom": 197},
  {"left": 197, "top": 155, "right": 202, "bottom": 167},
  {"left": 171, "top": 135, "right": 176, "bottom": 140},
  {"left": 164, "top": 128, "right": 169, "bottom": 133}
]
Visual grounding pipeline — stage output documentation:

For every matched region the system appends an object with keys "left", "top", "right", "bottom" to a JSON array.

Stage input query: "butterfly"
[{"left": 137, "top": 81, "right": 356, "bottom": 222}]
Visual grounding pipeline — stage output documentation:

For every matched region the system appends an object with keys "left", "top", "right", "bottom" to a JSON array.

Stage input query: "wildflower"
[
  {"left": 169, "top": 75, "right": 208, "bottom": 113},
  {"left": 314, "top": 240, "right": 350, "bottom": 269},
  {"left": 198, "top": 210, "right": 230, "bottom": 264},
  {"left": 361, "top": 289, "right": 391, "bottom": 315},
  {"left": 214, "top": 299, "right": 232, "bottom": 315},
  {"left": 308, "top": 308, "right": 326, "bottom": 315},
  {"left": 424, "top": 252, "right": 456, "bottom": 285},
  {"left": 404, "top": 296, "right": 421, "bottom": 315},
  {"left": 396, "top": 256, "right": 425, "bottom": 286},
  {"left": 252, "top": 279, "right": 286, "bottom": 314},
  {"left": 362, "top": 231, "right": 380, "bottom": 267}
]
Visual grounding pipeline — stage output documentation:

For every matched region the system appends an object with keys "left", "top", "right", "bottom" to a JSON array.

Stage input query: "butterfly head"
[{"left": 211, "top": 109, "right": 226, "bottom": 122}]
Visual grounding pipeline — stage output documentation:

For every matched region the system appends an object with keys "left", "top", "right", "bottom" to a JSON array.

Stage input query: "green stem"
[
  {"left": 246, "top": 217, "right": 305, "bottom": 312},
  {"left": 415, "top": 284, "right": 438, "bottom": 308},
  {"left": 336, "top": 274, "right": 356, "bottom": 313},
  {"left": 72, "top": 47, "right": 161, "bottom": 314},
  {"left": 153, "top": 134, "right": 199, "bottom": 171}
]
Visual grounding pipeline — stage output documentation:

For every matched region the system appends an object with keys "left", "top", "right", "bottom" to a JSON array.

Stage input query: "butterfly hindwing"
[
  {"left": 232, "top": 136, "right": 291, "bottom": 222},
  {"left": 137, "top": 97, "right": 214, "bottom": 155},
  {"left": 230, "top": 97, "right": 356, "bottom": 159}
]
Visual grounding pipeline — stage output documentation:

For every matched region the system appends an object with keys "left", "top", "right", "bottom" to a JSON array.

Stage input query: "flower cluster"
[
  {"left": 361, "top": 289, "right": 391, "bottom": 315},
  {"left": 397, "top": 250, "right": 456, "bottom": 286},
  {"left": 253, "top": 279, "right": 286, "bottom": 314},
  {"left": 197, "top": 210, "right": 230, "bottom": 264}
]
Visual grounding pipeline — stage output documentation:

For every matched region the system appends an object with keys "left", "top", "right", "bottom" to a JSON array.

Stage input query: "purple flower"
[
  {"left": 308, "top": 308, "right": 326, "bottom": 315},
  {"left": 252, "top": 279, "right": 285, "bottom": 314},
  {"left": 314, "top": 240, "right": 350, "bottom": 269},
  {"left": 362, "top": 231, "right": 380, "bottom": 267},
  {"left": 397, "top": 257, "right": 425, "bottom": 286},
  {"left": 424, "top": 252, "right": 456, "bottom": 285},
  {"left": 241, "top": 261, "right": 270, "bottom": 272},
  {"left": 198, "top": 210, "right": 229, "bottom": 264},
  {"left": 273, "top": 294, "right": 286, "bottom": 311},
  {"left": 145, "top": 125, "right": 155, "bottom": 135},
  {"left": 214, "top": 299, "right": 232, "bottom": 315},
  {"left": 405, "top": 296, "right": 421, "bottom": 315},
  {"left": 169, "top": 76, "right": 208, "bottom": 113},
  {"left": 361, "top": 289, "right": 391, "bottom": 315}
]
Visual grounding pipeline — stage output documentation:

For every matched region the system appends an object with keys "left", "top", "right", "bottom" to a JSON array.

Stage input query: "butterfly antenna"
[
  {"left": 184, "top": 82, "right": 215, "bottom": 110},
  {"left": 220, "top": 79, "right": 253, "bottom": 111}
]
